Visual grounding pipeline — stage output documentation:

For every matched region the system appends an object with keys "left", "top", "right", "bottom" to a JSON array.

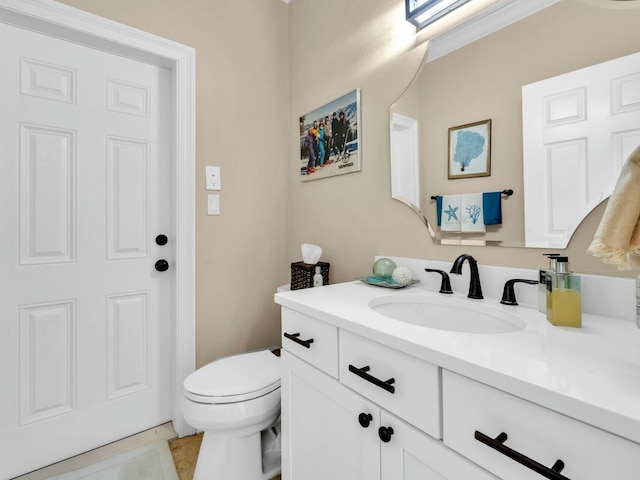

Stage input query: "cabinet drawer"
[
  {"left": 339, "top": 330, "right": 441, "bottom": 439},
  {"left": 281, "top": 307, "right": 338, "bottom": 378},
  {"left": 443, "top": 370, "right": 640, "bottom": 480}
]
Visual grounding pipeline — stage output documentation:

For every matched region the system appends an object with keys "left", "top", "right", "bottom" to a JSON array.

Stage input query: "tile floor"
[{"left": 169, "top": 433, "right": 281, "bottom": 480}]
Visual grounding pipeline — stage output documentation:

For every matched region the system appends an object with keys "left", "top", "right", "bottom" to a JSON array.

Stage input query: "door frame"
[{"left": 0, "top": 0, "right": 196, "bottom": 437}]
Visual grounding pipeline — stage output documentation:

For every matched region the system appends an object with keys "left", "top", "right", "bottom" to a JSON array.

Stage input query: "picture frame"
[
  {"left": 299, "top": 89, "right": 361, "bottom": 182},
  {"left": 448, "top": 119, "right": 491, "bottom": 179}
]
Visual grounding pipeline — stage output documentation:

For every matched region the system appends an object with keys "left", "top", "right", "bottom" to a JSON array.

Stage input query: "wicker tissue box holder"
[{"left": 290, "top": 261, "right": 330, "bottom": 290}]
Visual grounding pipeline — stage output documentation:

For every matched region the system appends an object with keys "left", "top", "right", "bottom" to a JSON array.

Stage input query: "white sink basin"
[{"left": 369, "top": 294, "right": 525, "bottom": 334}]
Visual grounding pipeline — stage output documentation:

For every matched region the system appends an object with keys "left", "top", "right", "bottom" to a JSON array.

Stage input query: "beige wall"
[
  {"left": 58, "top": 0, "right": 291, "bottom": 368},
  {"left": 55, "top": 0, "right": 638, "bottom": 368},
  {"left": 288, "top": 0, "right": 640, "bottom": 281},
  {"left": 288, "top": 0, "right": 429, "bottom": 282}
]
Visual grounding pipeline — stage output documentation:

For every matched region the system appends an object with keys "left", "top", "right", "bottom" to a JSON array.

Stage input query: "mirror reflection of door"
[
  {"left": 391, "top": 113, "right": 421, "bottom": 210},
  {"left": 389, "top": 0, "right": 640, "bottom": 248},
  {"left": 522, "top": 51, "right": 640, "bottom": 248}
]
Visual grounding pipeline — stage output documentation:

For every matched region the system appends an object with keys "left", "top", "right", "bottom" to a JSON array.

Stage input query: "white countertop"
[{"left": 275, "top": 281, "right": 640, "bottom": 445}]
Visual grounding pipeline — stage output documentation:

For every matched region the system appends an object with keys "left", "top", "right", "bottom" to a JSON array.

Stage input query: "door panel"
[
  {"left": 106, "top": 136, "right": 150, "bottom": 259},
  {"left": 19, "top": 124, "right": 76, "bottom": 264},
  {"left": 0, "top": 20, "right": 173, "bottom": 479},
  {"left": 106, "top": 291, "right": 150, "bottom": 400},
  {"left": 19, "top": 301, "right": 76, "bottom": 426}
]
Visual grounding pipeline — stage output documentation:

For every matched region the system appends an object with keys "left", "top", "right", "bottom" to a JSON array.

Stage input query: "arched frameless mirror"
[{"left": 390, "top": 0, "right": 640, "bottom": 248}]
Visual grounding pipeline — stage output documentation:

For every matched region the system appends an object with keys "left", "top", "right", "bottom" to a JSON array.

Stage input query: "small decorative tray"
[{"left": 358, "top": 276, "right": 420, "bottom": 289}]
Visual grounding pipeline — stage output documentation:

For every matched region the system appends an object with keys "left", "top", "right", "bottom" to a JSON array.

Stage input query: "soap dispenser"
[
  {"left": 546, "top": 256, "right": 581, "bottom": 328},
  {"left": 538, "top": 253, "right": 560, "bottom": 313},
  {"left": 313, "top": 266, "right": 323, "bottom": 287}
]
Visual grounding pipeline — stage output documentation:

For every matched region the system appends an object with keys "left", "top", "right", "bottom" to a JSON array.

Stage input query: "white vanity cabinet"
[
  {"left": 281, "top": 350, "right": 497, "bottom": 480},
  {"left": 280, "top": 307, "right": 498, "bottom": 480},
  {"left": 277, "top": 267, "right": 640, "bottom": 480}
]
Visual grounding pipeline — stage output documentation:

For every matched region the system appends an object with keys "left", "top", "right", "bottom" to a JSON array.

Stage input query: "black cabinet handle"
[
  {"left": 378, "top": 426, "right": 394, "bottom": 443},
  {"left": 283, "top": 332, "right": 314, "bottom": 348},
  {"left": 348, "top": 364, "right": 395, "bottom": 394},
  {"left": 358, "top": 413, "right": 373, "bottom": 428},
  {"left": 475, "top": 431, "right": 570, "bottom": 480}
]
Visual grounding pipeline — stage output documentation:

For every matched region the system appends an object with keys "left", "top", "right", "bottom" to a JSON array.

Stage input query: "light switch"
[
  {"left": 205, "top": 166, "right": 221, "bottom": 190},
  {"left": 207, "top": 194, "right": 220, "bottom": 215}
]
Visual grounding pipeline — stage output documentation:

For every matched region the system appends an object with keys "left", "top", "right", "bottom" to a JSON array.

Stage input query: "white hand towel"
[
  {"left": 441, "top": 195, "right": 461, "bottom": 232},
  {"left": 587, "top": 145, "right": 640, "bottom": 270},
  {"left": 461, "top": 193, "right": 486, "bottom": 233}
]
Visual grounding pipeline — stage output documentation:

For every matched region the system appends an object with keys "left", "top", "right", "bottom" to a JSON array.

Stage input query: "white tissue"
[{"left": 301, "top": 243, "right": 322, "bottom": 264}]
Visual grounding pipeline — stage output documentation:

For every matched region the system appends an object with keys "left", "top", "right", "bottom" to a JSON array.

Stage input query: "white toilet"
[{"left": 181, "top": 349, "right": 281, "bottom": 480}]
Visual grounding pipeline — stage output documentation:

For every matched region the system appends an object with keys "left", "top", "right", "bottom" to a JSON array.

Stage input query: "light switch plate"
[
  {"left": 205, "top": 166, "right": 221, "bottom": 190},
  {"left": 207, "top": 194, "right": 220, "bottom": 215}
]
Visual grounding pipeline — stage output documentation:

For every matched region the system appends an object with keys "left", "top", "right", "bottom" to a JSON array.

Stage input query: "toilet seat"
[{"left": 184, "top": 349, "right": 281, "bottom": 404}]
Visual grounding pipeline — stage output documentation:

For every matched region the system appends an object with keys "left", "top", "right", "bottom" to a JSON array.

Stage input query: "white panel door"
[
  {"left": 522, "top": 51, "right": 640, "bottom": 247},
  {"left": 390, "top": 113, "right": 420, "bottom": 209},
  {"left": 0, "top": 20, "right": 173, "bottom": 479}
]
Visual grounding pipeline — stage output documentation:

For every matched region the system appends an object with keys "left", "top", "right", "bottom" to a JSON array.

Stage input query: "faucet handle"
[
  {"left": 500, "top": 279, "right": 538, "bottom": 306},
  {"left": 424, "top": 268, "right": 453, "bottom": 294}
]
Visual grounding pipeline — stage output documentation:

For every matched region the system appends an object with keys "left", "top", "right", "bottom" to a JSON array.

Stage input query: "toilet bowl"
[{"left": 181, "top": 349, "right": 281, "bottom": 480}]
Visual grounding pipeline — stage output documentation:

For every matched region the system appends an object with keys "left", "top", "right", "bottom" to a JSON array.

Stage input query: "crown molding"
[{"left": 427, "top": 0, "right": 560, "bottom": 62}]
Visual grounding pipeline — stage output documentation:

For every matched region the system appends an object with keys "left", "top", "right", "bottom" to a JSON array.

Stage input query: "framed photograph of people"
[
  {"left": 299, "top": 89, "right": 361, "bottom": 182},
  {"left": 448, "top": 119, "right": 491, "bottom": 179}
]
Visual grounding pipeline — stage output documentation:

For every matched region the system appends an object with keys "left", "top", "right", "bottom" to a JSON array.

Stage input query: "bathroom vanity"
[{"left": 275, "top": 258, "right": 640, "bottom": 480}]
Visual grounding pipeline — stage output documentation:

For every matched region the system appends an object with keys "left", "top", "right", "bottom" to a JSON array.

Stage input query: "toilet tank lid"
[{"left": 184, "top": 349, "right": 280, "bottom": 398}]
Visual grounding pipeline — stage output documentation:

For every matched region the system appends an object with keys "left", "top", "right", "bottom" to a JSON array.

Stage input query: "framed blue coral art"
[{"left": 448, "top": 119, "right": 491, "bottom": 179}]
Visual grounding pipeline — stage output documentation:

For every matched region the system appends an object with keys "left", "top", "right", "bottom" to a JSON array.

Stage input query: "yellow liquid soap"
[
  {"left": 549, "top": 289, "right": 582, "bottom": 328},
  {"left": 546, "top": 289, "right": 552, "bottom": 320}
]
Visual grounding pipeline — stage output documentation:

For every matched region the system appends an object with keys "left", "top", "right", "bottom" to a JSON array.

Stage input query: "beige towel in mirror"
[{"left": 587, "top": 145, "right": 640, "bottom": 270}]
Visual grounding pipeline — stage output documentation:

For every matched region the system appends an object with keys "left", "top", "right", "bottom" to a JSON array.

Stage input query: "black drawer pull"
[
  {"left": 283, "top": 332, "right": 314, "bottom": 348},
  {"left": 475, "top": 431, "right": 570, "bottom": 480},
  {"left": 348, "top": 364, "right": 395, "bottom": 394}
]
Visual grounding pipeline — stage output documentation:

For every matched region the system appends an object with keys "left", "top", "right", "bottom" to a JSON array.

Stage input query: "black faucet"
[
  {"left": 500, "top": 279, "right": 538, "bottom": 306},
  {"left": 424, "top": 268, "right": 453, "bottom": 294},
  {"left": 450, "top": 254, "right": 483, "bottom": 299}
]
